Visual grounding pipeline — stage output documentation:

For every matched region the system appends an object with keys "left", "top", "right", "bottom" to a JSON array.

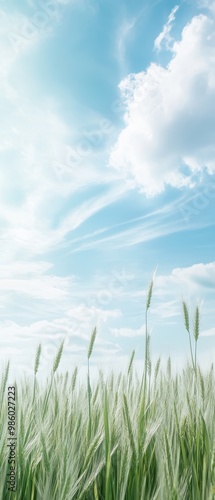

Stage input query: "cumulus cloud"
[
  {"left": 67, "top": 304, "right": 122, "bottom": 331},
  {"left": 199, "top": 1, "right": 215, "bottom": 13},
  {"left": 157, "top": 262, "right": 215, "bottom": 292},
  {"left": 110, "top": 12, "right": 215, "bottom": 196},
  {"left": 154, "top": 5, "right": 179, "bottom": 51},
  {"left": 148, "top": 263, "right": 215, "bottom": 323},
  {"left": 0, "top": 306, "right": 121, "bottom": 349}
]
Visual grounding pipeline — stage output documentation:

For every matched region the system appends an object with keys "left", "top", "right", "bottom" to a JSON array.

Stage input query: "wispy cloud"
[
  {"left": 110, "top": 324, "right": 145, "bottom": 337},
  {"left": 198, "top": 1, "right": 215, "bottom": 13},
  {"left": 58, "top": 184, "right": 128, "bottom": 237},
  {"left": 0, "top": 259, "right": 75, "bottom": 305},
  {"left": 200, "top": 327, "right": 215, "bottom": 337},
  {"left": 151, "top": 300, "right": 180, "bottom": 320},
  {"left": 116, "top": 17, "right": 137, "bottom": 70},
  {"left": 65, "top": 189, "right": 215, "bottom": 253},
  {"left": 154, "top": 5, "right": 179, "bottom": 51},
  {"left": 0, "top": 5, "right": 129, "bottom": 263},
  {"left": 0, "top": 275, "right": 72, "bottom": 300}
]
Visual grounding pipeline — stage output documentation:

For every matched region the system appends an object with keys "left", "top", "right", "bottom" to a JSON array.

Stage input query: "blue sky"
[{"left": 1, "top": 0, "right": 215, "bottom": 378}]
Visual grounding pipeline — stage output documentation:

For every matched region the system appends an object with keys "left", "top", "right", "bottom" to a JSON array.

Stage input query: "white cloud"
[
  {"left": 110, "top": 12, "right": 215, "bottom": 196},
  {"left": 67, "top": 304, "right": 122, "bottom": 330},
  {"left": 154, "top": 5, "right": 179, "bottom": 51},
  {"left": 0, "top": 317, "right": 86, "bottom": 343},
  {"left": 198, "top": 1, "right": 215, "bottom": 13},
  {"left": 157, "top": 262, "right": 215, "bottom": 292},
  {"left": 0, "top": 276, "right": 71, "bottom": 300},
  {"left": 0, "top": 9, "right": 73, "bottom": 257},
  {"left": 59, "top": 185, "right": 127, "bottom": 236},
  {"left": 0, "top": 5, "right": 127, "bottom": 262},
  {"left": 93, "top": 345, "right": 121, "bottom": 355},
  {"left": 116, "top": 17, "right": 137, "bottom": 69},
  {"left": 151, "top": 299, "right": 180, "bottom": 319},
  {"left": 0, "top": 260, "right": 52, "bottom": 277},
  {"left": 0, "top": 6, "right": 60, "bottom": 97},
  {"left": 110, "top": 324, "right": 146, "bottom": 337},
  {"left": 200, "top": 327, "right": 215, "bottom": 336},
  {"left": 69, "top": 191, "right": 210, "bottom": 252},
  {"left": 0, "top": 305, "right": 122, "bottom": 375},
  {"left": 0, "top": 306, "right": 121, "bottom": 345},
  {"left": 0, "top": 259, "right": 74, "bottom": 301}
]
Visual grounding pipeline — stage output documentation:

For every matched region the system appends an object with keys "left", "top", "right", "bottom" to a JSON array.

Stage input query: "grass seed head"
[
  {"left": 182, "top": 301, "right": 190, "bottom": 333},
  {"left": 146, "top": 279, "right": 154, "bottom": 310},
  {"left": 72, "top": 367, "right": 78, "bottom": 391},
  {"left": 88, "top": 327, "right": 97, "bottom": 360},
  {"left": 52, "top": 341, "right": 64, "bottom": 373},
  {"left": 34, "top": 344, "right": 42, "bottom": 375},
  {"left": 194, "top": 306, "right": 200, "bottom": 341},
  {"left": 128, "top": 350, "right": 135, "bottom": 375}
]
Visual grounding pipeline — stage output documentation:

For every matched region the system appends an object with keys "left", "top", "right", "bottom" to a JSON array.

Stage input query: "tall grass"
[{"left": 1, "top": 288, "right": 215, "bottom": 499}]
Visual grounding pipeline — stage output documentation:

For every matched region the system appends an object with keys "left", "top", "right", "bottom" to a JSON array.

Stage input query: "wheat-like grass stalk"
[
  {"left": 34, "top": 343, "right": 42, "bottom": 376},
  {"left": 42, "top": 341, "right": 64, "bottom": 418},
  {"left": 128, "top": 349, "right": 135, "bottom": 376},
  {"left": 72, "top": 367, "right": 78, "bottom": 392},
  {"left": 193, "top": 305, "right": 200, "bottom": 377},
  {"left": 146, "top": 279, "right": 154, "bottom": 311},
  {"left": 182, "top": 301, "right": 190, "bottom": 333},
  {"left": 0, "top": 361, "right": 10, "bottom": 403},
  {"left": 32, "top": 344, "right": 42, "bottom": 402},
  {"left": 53, "top": 340, "right": 64, "bottom": 374},
  {"left": 87, "top": 327, "right": 97, "bottom": 439},
  {"left": 88, "top": 327, "right": 97, "bottom": 360},
  {"left": 182, "top": 301, "right": 195, "bottom": 374},
  {"left": 0, "top": 288, "right": 213, "bottom": 500},
  {"left": 1, "top": 353, "right": 214, "bottom": 499},
  {"left": 193, "top": 306, "right": 200, "bottom": 342},
  {"left": 142, "top": 277, "right": 154, "bottom": 408}
]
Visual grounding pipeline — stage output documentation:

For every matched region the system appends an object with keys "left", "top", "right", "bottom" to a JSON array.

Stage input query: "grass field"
[{"left": 1, "top": 281, "right": 215, "bottom": 499}]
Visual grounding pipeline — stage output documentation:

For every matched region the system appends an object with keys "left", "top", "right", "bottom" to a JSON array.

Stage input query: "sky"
[{"left": 1, "top": 0, "right": 215, "bottom": 379}]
